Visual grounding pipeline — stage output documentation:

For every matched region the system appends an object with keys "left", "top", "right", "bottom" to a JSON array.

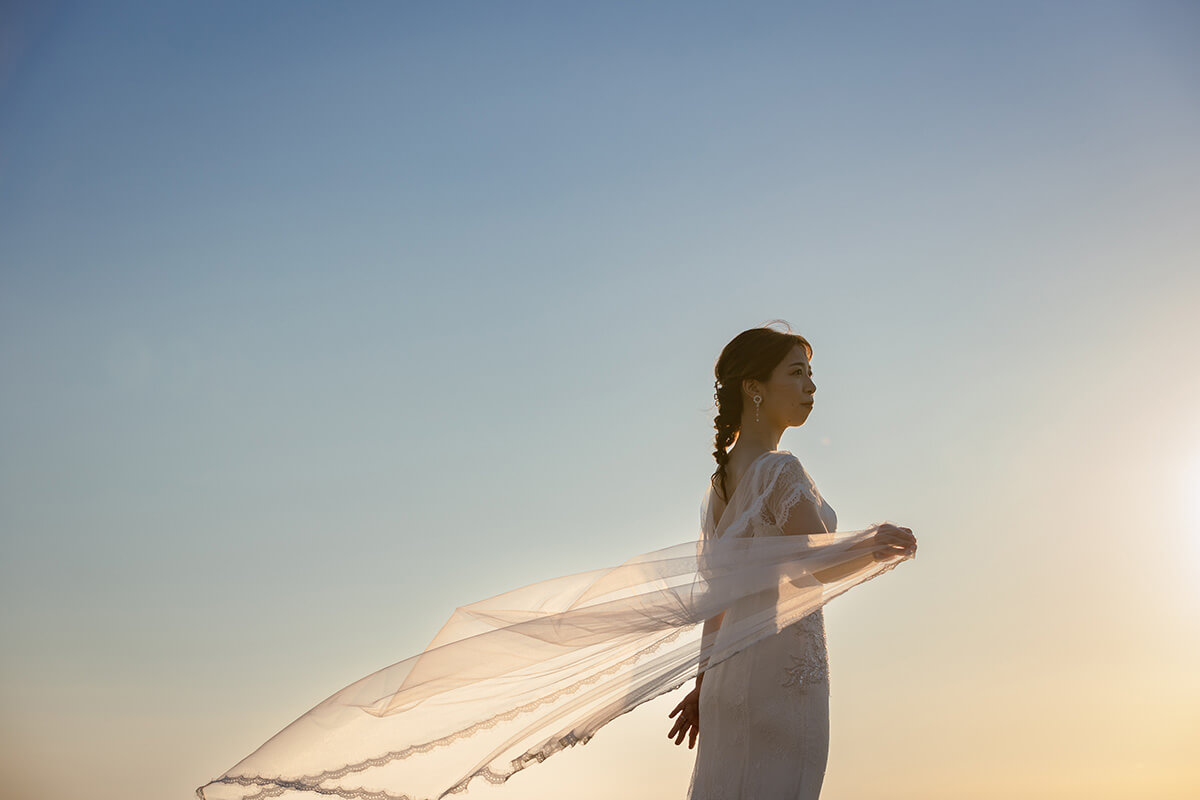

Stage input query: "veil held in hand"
[{"left": 197, "top": 451, "right": 911, "bottom": 800}]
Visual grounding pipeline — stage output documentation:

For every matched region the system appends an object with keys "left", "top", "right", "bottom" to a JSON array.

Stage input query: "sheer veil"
[{"left": 197, "top": 451, "right": 912, "bottom": 800}]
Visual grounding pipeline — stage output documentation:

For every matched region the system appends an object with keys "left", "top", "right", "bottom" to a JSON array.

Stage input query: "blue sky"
[{"left": 2, "top": 2, "right": 1199, "bottom": 798}]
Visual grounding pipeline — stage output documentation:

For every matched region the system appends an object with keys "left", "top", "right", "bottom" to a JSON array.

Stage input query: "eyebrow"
[{"left": 788, "top": 362, "right": 813, "bottom": 371}]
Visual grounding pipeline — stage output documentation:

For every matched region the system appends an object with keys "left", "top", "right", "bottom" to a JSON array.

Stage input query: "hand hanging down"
[{"left": 667, "top": 685, "right": 702, "bottom": 749}]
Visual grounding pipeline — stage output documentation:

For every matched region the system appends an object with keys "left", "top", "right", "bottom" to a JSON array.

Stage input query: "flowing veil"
[{"left": 197, "top": 454, "right": 912, "bottom": 800}]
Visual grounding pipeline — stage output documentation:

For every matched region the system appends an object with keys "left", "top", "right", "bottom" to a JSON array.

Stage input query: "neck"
[{"left": 734, "top": 425, "right": 783, "bottom": 455}]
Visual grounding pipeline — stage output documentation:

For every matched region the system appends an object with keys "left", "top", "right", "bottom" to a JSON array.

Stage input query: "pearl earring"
[{"left": 753, "top": 395, "right": 762, "bottom": 423}]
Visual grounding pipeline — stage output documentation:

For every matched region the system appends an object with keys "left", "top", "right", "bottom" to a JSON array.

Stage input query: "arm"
[
  {"left": 812, "top": 547, "right": 875, "bottom": 584},
  {"left": 695, "top": 609, "right": 725, "bottom": 690},
  {"left": 777, "top": 495, "right": 874, "bottom": 584}
]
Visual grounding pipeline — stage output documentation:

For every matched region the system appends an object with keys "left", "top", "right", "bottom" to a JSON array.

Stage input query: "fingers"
[
  {"left": 874, "top": 541, "right": 917, "bottom": 561},
  {"left": 878, "top": 524, "right": 915, "bottom": 540},
  {"left": 675, "top": 721, "right": 697, "bottom": 746},
  {"left": 878, "top": 531, "right": 916, "bottom": 548},
  {"left": 668, "top": 705, "right": 700, "bottom": 746},
  {"left": 870, "top": 525, "right": 920, "bottom": 562}
]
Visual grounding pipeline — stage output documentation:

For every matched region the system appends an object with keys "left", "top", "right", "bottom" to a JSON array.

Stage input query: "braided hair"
[{"left": 711, "top": 322, "right": 813, "bottom": 502}]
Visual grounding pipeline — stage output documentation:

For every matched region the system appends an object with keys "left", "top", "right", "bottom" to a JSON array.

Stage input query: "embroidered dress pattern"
[{"left": 781, "top": 612, "right": 830, "bottom": 691}]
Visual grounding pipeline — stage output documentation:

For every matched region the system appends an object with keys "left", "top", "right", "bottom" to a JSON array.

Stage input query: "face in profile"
[{"left": 764, "top": 344, "right": 816, "bottom": 426}]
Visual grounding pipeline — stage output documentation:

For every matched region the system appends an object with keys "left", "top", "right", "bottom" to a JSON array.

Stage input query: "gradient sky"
[{"left": 2, "top": 2, "right": 1199, "bottom": 799}]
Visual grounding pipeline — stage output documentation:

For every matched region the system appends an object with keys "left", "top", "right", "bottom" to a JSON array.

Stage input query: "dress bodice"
[
  {"left": 688, "top": 450, "right": 838, "bottom": 798},
  {"left": 702, "top": 450, "right": 837, "bottom": 693}
]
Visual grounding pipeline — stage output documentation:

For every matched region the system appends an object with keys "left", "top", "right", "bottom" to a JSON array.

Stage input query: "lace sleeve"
[{"left": 763, "top": 456, "right": 822, "bottom": 531}]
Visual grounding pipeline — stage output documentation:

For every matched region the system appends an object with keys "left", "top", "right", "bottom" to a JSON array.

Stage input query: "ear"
[{"left": 742, "top": 377, "right": 760, "bottom": 398}]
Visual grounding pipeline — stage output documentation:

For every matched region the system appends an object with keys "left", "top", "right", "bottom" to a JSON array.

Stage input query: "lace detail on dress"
[
  {"left": 780, "top": 611, "right": 830, "bottom": 693},
  {"left": 774, "top": 483, "right": 821, "bottom": 530},
  {"left": 765, "top": 458, "right": 824, "bottom": 532}
]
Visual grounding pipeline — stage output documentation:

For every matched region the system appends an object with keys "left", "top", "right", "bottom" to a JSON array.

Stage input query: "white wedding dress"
[
  {"left": 197, "top": 451, "right": 907, "bottom": 800},
  {"left": 686, "top": 450, "right": 836, "bottom": 799}
]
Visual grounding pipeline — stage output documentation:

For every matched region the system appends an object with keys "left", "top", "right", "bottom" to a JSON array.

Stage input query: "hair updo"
[{"left": 711, "top": 321, "right": 813, "bottom": 502}]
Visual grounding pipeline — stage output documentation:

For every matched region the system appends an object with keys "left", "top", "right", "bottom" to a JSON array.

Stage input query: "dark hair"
[{"left": 711, "top": 321, "right": 812, "bottom": 502}]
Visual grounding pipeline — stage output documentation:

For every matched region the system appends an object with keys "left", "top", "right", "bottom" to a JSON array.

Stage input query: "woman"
[
  {"left": 197, "top": 324, "right": 916, "bottom": 800},
  {"left": 668, "top": 325, "right": 917, "bottom": 799}
]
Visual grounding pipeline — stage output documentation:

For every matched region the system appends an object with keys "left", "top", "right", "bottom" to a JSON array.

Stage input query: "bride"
[
  {"left": 669, "top": 325, "right": 916, "bottom": 799},
  {"left": 197, "top": 324, "right": 916, "bottom": 800}
]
